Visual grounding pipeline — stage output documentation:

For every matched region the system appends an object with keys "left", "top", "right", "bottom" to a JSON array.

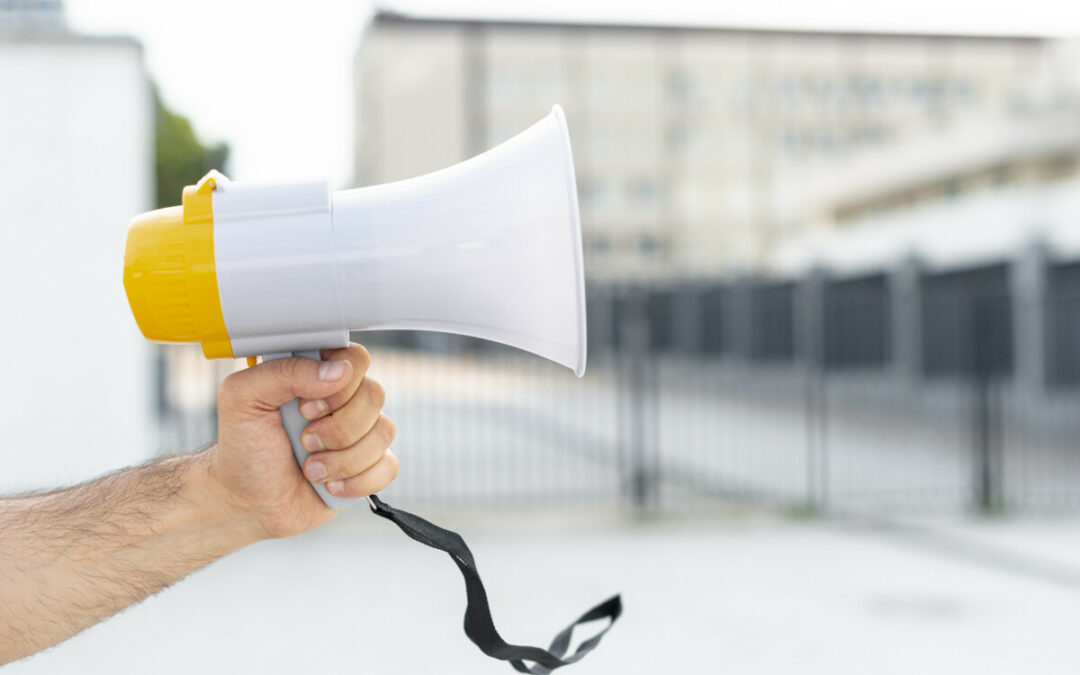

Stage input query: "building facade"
[{"left": 355, "top": 11, "right": 1048, "bottom": 280}]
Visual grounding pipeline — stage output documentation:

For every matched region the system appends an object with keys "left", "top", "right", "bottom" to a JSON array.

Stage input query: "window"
[
  {"left": 587, "top": 234, "right": 613, "bottom": 256},
  {"left": 637, "top": 234, "right": 665, "bottom": 257},
  {"left": 627, "top": 177, "right": 658, "bottom": 206},
  {"left": 578, "top": 177, "right": 611, "bottom": 207},
  {"left": 666, "top": 69, "right": 696, "bottom": 104}
]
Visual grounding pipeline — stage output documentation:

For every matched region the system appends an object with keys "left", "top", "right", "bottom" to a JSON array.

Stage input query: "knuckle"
[
  {"left": 380, "top": 414, "right": 397, "bottom": 445},
  {"left": 365, "top": 378, "right": 386, "bottom": 409},
  {"left": 352, "top": 344, "right": 372, "bottom": 373},
  {"left": 279, "top": 357, "right": 307, "bottom": 381},
  {"left": 217, "top": 372, "right": 244, "bottom": 405},
  {"left": 339, "top": 457, "right": 361, "bottom": 480},
  {"left": 323, "top": 417, "right": 348, "bottom": 447},
  {"left": 340, "top": 477, "right": 369, "bottom": 498},
  {"left": 325, "top": 453, "right": 354, "bottom": 480},
  {"left": 338, "top": 409, "right": 367, "bottom": 444},
  {"left": 367, "top": 457, "right": 400, "bottom": 494},
  {"left": 308, "top": 416, "right": 340, "bottom": 449},
  {"left": 344, "top": 445, "right": 372, "bottom": 477},
  {"left": 338, "top": 451, "right": 398, "bottom": 494}
]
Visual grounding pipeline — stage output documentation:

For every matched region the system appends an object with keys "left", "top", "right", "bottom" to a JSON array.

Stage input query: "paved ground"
[
  {"left": 73, "top": 349, "right": 1080, "bottom": 673},
  {"left": 10, "top": 508, "right": 1080, "bottom": 675}
]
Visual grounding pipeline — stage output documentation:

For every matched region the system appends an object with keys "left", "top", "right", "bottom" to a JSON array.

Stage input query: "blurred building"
[
  {"left": 0, "top": 0, "right": 64, "bottom": 31},
  {"left": 355, "top": 9, "right": 1048, "bottom": 280},
  {"left": 752, "top": 44, "right": 1080, "bottom": 393},
  {"left": 771, "top": 108, "right": 1080, "bottom": 276},
  {"left": 770, "top": 40, "right": 1080, "bottom": 269},
  {"left": 0, "top": 3, "right": 155, "bottom": 491}
]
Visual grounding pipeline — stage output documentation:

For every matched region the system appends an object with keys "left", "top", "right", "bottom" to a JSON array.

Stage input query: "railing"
[{"left": 157, "top": 252, "right": 1080, "bottom": 515}]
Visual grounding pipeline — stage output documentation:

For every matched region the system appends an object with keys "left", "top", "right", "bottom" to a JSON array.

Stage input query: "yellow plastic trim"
[
  {"left": 123, "top": 171, "right": 233, "bottom": 359},
  {"left": 181, "top": 171, "right": 217, "bottom": 225}
]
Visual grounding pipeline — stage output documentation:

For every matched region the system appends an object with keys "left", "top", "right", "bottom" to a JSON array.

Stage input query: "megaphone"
[
  {"left": 122, "top": 107, "right": 621, "bottom": 671},
  {"left": 124, "top": 105, "right": 587, "bottom": 508}
]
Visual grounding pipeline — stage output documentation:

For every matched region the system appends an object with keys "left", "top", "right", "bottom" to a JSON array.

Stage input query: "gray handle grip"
[{"left": 264, "top": 350, "right": 356, "bottom": 509}]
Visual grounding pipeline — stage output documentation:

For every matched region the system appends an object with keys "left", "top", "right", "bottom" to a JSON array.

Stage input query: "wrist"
[{"left": 184, "top": 449, "right": 269, "bottom": 547}]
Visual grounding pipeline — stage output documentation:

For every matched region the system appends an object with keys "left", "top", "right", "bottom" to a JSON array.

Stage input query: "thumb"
[{"left": 218, "top": 357, "right": 354, "bottom": 411}]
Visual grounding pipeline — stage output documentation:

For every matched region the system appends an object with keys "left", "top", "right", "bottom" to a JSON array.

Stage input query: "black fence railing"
[{"left": 158, "top": 251, "right": 1080, "bottom": 515}]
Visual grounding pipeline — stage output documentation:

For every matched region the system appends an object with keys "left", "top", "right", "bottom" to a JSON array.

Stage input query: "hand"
[{"left": 208, "top": 343, "right": 398, "bottom": 539}]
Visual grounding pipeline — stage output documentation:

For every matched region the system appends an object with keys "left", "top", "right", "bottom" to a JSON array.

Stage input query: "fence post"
[
  {"left": 997, "top": 242, "right": 1048, "bottom": 510},
  {"left": 971, "top": 299, "right": 1004, "bottom": 512},
  {"left": 618, "top": 286, "right": 656, "bottom": 510},
  {"left": 733, "top": 276, "right": 759, "bottom": 361},
  {"left": 891, "top": 256, "right": 923, "bottom": 385},
  {"left": 672, "top": 282, "right": 704, "bottom": 355},
  {"left": 797, "top": 269, "right": 828, "bottom": 510},
  {"left": 1012, "top": 241, "right": 1048, "bottom": 394}
]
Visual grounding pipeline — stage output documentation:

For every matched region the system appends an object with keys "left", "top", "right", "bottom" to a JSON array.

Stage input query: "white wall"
[{"left": 0, "top": 36, "right": 154, "bottom": 492}]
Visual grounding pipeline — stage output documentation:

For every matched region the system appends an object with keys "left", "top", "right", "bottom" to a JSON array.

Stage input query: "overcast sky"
[{"left": 65, "top": 0, "right": 1080, "bottom": 188}]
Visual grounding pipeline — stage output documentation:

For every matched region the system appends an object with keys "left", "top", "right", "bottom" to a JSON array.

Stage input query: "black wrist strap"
[{"left": 367, "top": 495, "right": 622, "bottom": 673}]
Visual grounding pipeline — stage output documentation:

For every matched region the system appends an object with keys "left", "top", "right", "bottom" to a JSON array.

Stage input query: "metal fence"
[{"left": 158, "top": 251, "right": 1080, "bottom": 516}]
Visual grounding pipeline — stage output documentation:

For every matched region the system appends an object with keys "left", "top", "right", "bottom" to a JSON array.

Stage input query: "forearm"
[{"left": 0, "top": 450, "right": 262, "bottom": 664}]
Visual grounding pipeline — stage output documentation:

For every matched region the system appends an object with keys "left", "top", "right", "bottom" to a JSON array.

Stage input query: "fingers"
[
  {"left": 303, "top": 414, "right": 396, "bottom": 482},
  {"left": 295, "top": 345, "right": 397, "bottom": 499},
  {"left": 300, "top": 377, "right": 385, "bottom": 451},
  {"left": 218, "top": 354, "right": 353, "bottom": 412},
  {"left": 325, "top": 450, "right": 400, "bottom": 499},
  {"left": 298, "top": 344, "right": 371, "bottom": 420}
]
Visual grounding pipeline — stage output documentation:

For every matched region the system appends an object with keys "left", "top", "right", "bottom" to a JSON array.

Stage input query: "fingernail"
[
  {"left": 318, "top": 360, "right": 346, "bottom": 381},
  {"left": 304, "top": 432, "right": 324, "bottom": 451},
  {"left": 326, "top": 480, "right": 344, "bottom": 495},
  {"left": 305, "top": 460, "right": 327, "bottom": 481},
  {"left": 300, "top": 399, "right": 329, "bottom": 419}
]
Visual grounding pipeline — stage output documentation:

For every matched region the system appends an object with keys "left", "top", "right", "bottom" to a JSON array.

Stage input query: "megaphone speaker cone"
[{"left": 331, "top": 105, "right": 587, "bottom": 375}]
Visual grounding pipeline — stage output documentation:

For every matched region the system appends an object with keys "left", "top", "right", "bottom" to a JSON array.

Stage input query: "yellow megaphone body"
[{"left": 123, "top": 105, "right": 587, "bottom": 508}]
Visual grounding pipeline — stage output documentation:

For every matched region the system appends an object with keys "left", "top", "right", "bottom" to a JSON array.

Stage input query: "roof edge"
[{"left": 370, "top": 8, "right": 1048, "bottom": 43}]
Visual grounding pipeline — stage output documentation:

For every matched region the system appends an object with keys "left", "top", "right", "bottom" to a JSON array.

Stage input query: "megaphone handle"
[{"left": 264, "top": 350, "right": 357, "bottom": 510}]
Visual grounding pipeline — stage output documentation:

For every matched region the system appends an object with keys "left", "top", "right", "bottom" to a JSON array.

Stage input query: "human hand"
[{"left": 207, "top": 343, "right": 398, "bottom": 539}]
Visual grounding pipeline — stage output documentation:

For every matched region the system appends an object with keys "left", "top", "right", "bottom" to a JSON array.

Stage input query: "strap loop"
[{"left": 367, "top": 495, "right": 621, "bottom": 673}]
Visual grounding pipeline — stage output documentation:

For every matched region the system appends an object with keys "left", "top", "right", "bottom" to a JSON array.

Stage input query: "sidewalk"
[{"left": 10, "top": 509, "right": 1080, "bottom": 674}]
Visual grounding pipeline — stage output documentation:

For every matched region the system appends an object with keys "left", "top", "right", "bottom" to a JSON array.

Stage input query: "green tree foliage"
[{"left": 154, "top": 88, "right": 229, "bottom": 208}]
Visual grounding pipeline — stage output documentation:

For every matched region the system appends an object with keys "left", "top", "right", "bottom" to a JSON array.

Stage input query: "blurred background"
[{"left": 6, "top": 0, "right": 1080, "bottom": 672}]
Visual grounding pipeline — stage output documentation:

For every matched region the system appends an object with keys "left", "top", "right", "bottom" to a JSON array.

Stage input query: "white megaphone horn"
[
  {"left": 329, "top": 104, "right": 587, "bottom": 375},
  {"left": 123, "top": 105, "right": 587, "bottom": 507}
]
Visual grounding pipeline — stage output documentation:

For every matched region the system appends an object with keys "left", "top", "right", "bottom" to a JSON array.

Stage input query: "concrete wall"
[{"left": 0, "top": 35, "right": 154, "bottom": 492}]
